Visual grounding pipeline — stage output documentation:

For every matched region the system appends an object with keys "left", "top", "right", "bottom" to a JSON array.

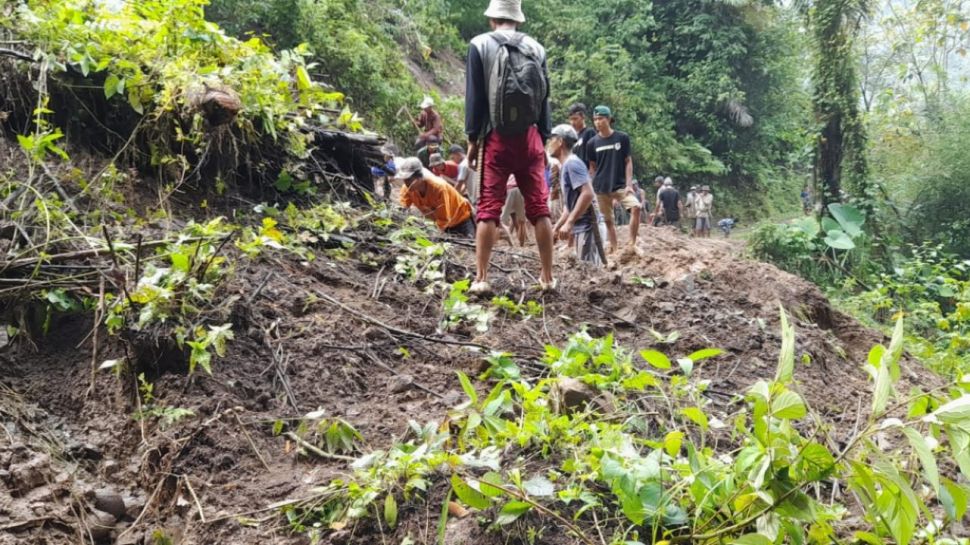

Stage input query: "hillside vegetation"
[{"left": 2, "top": 1, "right": 970, "bottom": 545}]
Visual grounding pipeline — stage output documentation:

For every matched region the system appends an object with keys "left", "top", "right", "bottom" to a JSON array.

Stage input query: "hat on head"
[
  {"left": 425, "top": 136, "right": 441, "bottom": 146},
  {"left": 702, "top": 185, "right": 711, "bottom": 191},
  {"left": 429, "top": 153, "right": 444, "bottom": 167},
  {"left": 690, "top": 185, "right": 698, "bottom": 191},
  {"left": 419, "top": 96, "right": 434, "bottom": 109},
  {"left": 448, "top": 144, "right": 465, "bottom": 155},
  {"left": 593, "top": 105, "right": 612, "bottom": 118},
  {"left": 484, "top": 0, "right": 525, "bottom": 23},
  {"left": 663, "top": 177, "right": 673, "bottom": 187},
  {"left": 654, "top": 176, "right": 665, "bottom": 183},
  {"left": 394, "top": 157, "right": 424, "bottom": 180},
  {"left": 550, "top": 124, "right": 578, "bottom": 142}
]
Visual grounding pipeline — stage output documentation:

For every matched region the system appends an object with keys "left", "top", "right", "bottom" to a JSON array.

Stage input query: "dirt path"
[{"left": 0, "top": 223, "right": 934, "bottom": 545}]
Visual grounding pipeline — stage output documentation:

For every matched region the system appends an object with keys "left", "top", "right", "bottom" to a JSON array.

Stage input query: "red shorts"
[{"left": 476, "top": 126, "right": 549, "bottom": 225}]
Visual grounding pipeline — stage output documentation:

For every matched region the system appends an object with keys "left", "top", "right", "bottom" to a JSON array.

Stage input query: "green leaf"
[
  {"left": 170, "top": 252, "right": 190, "bottom": 273},
  {"left": 867, "top": 344, "right": 886, "bottom": 367},
  {"left": 823, "top": 229, "right": 856, "bottom": 250},
  {"left": 494, "top": 500, "right": 531, "bottom": 525},
  {"left": 687, "top": 348, "right": 724, "bottom": 362},
  {"left": 450, "top": 474, "right": 490, "bottom": 510},
  {"left": 730, "top": 534, "right": 774, "bottom": 545},
  {"left": 941, "top": 479, "right": 969, "bottom": 521},
  {"left": 902, "top": 427, "right": 940, "bottom": 494},
  {"left": 384, "top": 493, "right": 398, "bottom": 529},
  {"left": 771, "top": 390, "right": 807, "bottom": 420},
  {"left": 664, "top": 431, "right": 684, "bottom": 456},
  {"left": 640, "top": 349, "right": 671, "bottom": 370},
  {"left": 776, "top": 306, "right": 795, "bottom": 383},
  {"left": 680, "top": 407, "right": 709, "bottom": 431},
  {"left": 872, "top": 364, "right": 892, "bottom": 415},
  {"left": 104, "top": 74, "right": 120, "bottom": 99},
  {"left": 295, "top": 65, "right": 312, "bottom": 91},
  {"left": 792, "top": 216, "right": 820, "bottom": 236},
  {"left": 436, "top": 489, "right": 451, "bottom": 545},
  {"left": 128, "top": 88, "right": 144, "bottom": 114},
  {"left": 796, "top": 442, "right": 836, "bottom": 481},
  {"left": 478, "top": 472, "right": 504, "bottom": 497},
  {"left": 456, "top": 371, "right": 478, "bottom": 405},
  {"left": 930, "top": 395, "right": 970, "bottom": 424},
  {"left": 852, "top": 531, "right": 885, "bottom": 545},
  {"left": 522, "top": 475, "right": 554, "bottom": 497},
  {"left": 828, "top": 203, "right": 865, "bottom": 237}
]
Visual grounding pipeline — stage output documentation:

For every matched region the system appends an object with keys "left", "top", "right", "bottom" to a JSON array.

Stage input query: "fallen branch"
[{"left": 284, "top": 432, "right": 356, "bottom": 462}]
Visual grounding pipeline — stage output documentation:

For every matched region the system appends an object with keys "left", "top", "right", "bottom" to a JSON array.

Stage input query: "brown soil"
[{"left": 0, "top": 221, "right": 937, "bottom": 545}]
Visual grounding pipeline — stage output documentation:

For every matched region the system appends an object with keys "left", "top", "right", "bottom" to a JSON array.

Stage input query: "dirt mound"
[{"left": 0, "top": 223, "right": 934, "bottom": 544}]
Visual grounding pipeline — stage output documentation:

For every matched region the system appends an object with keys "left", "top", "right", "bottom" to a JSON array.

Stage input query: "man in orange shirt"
[{"left": 397, "top": 158, "right": 476, "bottom": 237}]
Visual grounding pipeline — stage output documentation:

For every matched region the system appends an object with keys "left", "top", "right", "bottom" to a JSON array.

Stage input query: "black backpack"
[{"left": 487, "top": 32, "right": 547, "bottom": 135}]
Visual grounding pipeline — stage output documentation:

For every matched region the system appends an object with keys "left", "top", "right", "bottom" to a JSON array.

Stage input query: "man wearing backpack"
[
  {"left": 587, "top": 105, "right": 641, "bottom": 253},
  {"left": 465, "top": 0, "right": 555, "bottom": 294}
]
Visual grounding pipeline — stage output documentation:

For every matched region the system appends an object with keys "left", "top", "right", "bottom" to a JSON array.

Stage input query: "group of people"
[{"left": 374, "top": 0, "right": 731, "bottom": 294}]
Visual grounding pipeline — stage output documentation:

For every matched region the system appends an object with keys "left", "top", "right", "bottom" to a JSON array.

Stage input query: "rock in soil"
[
  {"left": 87, "top": 509, "right": 117, "bottom": 542},
  {"left": 94, "top": 489, "right": 126, "bottom": 520},
  {"left": 387, "top": 373, "right": 414, "bottom": 393}
]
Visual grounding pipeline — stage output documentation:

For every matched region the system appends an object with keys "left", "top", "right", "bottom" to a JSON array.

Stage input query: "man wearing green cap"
[{"left": 587, "top": 105, "right": 640, "bottom": 253}]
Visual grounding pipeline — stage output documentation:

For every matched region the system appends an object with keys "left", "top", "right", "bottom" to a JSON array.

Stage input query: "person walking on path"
[
  {"left": 694, "top": 185, "right": 714, "bottom": 238},
  {"left": 567, "top": 103, "right": 597, "bottom": 166},
  {"left": 549, "top": 125, "right": 602, "bottom": 265},
  {"left": 587, "top": 105, "right": 641, "bottom": 253},
  {"left": 465, "top": 0, "right": 555, "bottom": 294},
  {"left": 396, "top": 158, "right": 476, "bottom": 237},
  {"left": 415, "top": 96, "right": 443, "bottom": 148},
  {"left": 655, "top": 177, "right": 682, "bottom": 228}
]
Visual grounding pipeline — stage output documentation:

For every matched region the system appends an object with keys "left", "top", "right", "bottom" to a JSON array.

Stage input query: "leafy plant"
[
  {"left": 133, "top": 374, "right": 195, "bottom": 429},
  {"left": 439, "top": 280, "right": 491, "bottom": 334},
  {"left": 491, "top": 296, "right": 543, "bottom": 319}
]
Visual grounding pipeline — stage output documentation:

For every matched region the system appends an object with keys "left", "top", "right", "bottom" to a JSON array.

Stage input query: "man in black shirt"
[
  {"left": 656, "top": 177, "right": 683, "bottom": 228},
  {"left": 587, "top": 105, "right": 641, "bottom": 253},
  {"left": 568, "top": 103, "right": 597, "bottom": 166}
]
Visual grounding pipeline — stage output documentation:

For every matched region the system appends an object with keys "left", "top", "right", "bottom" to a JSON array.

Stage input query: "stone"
[
  {"left": 387, "top": 374, "right": 414, "bottom": 394},
  {"left": 658, "top": 302, "right": 676, "bottom": 314},
  {"left": 9, "top": 453, "right": 50, "bottom": 492},
  {"left": 87, "top": 509, "right": 116, "bottom": 542},
  {"left": 94, "top": 490, "right": 126, "bottom": 520},
  {"left": 552, "top": 378, "right": 606, "bottom": 414}
]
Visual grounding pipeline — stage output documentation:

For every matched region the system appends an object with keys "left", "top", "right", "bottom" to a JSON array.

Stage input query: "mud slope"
[{"left": 0, "top": 224, "right": 934, "bottom": 545}]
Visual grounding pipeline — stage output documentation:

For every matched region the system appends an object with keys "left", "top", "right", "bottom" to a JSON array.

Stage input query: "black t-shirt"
[
  {"left": 573, "top": 127, "right": 597, "bottom": 166},
  {"left": 587, "top": 130, "right": 631, "bottom": 194},
  {"left": 659, "top": 188, "right": 681, "bottom": 219}
]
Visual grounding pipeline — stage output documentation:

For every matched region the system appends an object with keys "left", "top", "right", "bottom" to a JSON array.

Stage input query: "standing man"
[
  {"left": 656, "top": 177, "right": 682, "bottom": 228},
  {"left": 465, "top": 0, "right": 555, "bottom": 293},
  {"left": 416, "top": 96, "right": 443, "bottom": 148},
  {"left": 587, "top": 105, "right": 641, "bottom": 253},
  {"left": 567, "top": 103, "right": 597, "bottom": 166},
  {"left": 684, "top": 185, "right": 698, "bottom": 236},
  {"left": 694, "top": 185, "right": 714, "bottom": 238},
  {"left": 396, "top": 158, "right": 476, "bottom": 237},
  {"left": 550, "top": 125, "right": 601, "bottom": 265}
]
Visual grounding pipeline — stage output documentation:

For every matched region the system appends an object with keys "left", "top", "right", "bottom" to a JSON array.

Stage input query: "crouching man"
[
  {"left": 397, "top": 157, "right": 476, "bottom": 237},
  {"left": 550, "top": 124, "right": 601, "bottom": 265}
]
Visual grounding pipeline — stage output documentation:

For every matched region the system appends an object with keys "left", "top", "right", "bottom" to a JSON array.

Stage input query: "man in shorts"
[
  {"left": 656, "top": 178, "right": 682, "bottom": 228},
  {"left": 465, "top": 0, "right": 555, "bottom": 293},
  {"left": 550, "top": 125, "right": 601, "bottom": 265},
  {"left": 587, "top": 105, "right": 641, "bottom": 253},
  {"left": 694, "top": 185, "right": 714, "bottom": 238}
]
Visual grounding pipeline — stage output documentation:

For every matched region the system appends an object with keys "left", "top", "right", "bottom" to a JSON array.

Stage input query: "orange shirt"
[{"left": 400, "top": 173, "right": 472, "bottom": 230}]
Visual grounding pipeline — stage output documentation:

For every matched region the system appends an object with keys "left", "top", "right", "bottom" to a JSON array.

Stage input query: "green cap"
[{"left": 593, "top": 105, "right": 612, "bottom": 117}]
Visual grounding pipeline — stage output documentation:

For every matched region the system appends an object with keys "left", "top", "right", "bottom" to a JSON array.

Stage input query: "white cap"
[
  {"left": 484, "top": 0, "right": 525, "bottom": 23},
  {"left": 394, "top": 157, "right": 424, "bottom": 180},
  {"left": 420, "top": 96, "right": 434, "bottom": 109}
]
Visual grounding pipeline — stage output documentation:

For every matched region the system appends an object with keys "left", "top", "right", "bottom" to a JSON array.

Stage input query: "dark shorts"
[
  {"left": 445, "top": 217, "right": 476, "bottom": 238},
  {"left": 575, "top": 229, "right": 602, "bottom": 265}
]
